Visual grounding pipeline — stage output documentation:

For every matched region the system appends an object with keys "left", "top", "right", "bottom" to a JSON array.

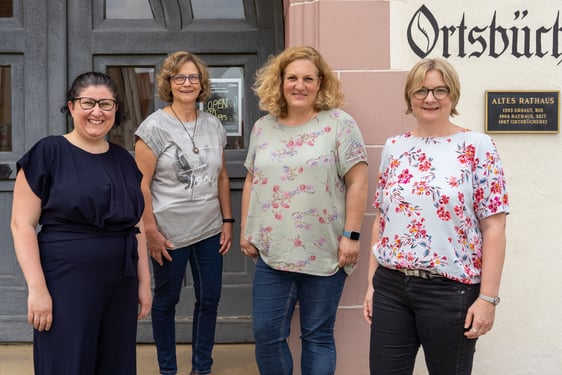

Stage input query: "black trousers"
[
  {"left": 369, "top": 267, "right": 480, "bottom": 375},
  {"left": 34, "top": 236, "right": 138, "bottom": 375}
]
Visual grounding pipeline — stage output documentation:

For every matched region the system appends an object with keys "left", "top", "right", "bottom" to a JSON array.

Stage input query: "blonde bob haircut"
[
  {"left": 253, "top": 46, "right": 344, "bottom": 118},
  {"left": 157, "top": 51, "right": 211, "bottom": 103},
  {"left": 404, "top": 58, "right": 461, "bottom": 117}
]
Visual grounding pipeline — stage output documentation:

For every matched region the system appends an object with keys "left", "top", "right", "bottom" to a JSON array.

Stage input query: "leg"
[
  {"left": 151, "top": 247, "right": 190, "bottom": 375},
  {"left": 34, "top": 237, "right": 127, "bottom": 375},
  {"left": 370, "top": 267, "right": 420, "bottom": 375},
  {"left": 189, "top": 234, "right": 223, "bottom": 374},
  {"left": 412, "top": 277, "right": 480, "bottom": 375},
  {"left": 297, "top": 268, "right": 347, "bottom": 375},
  {"left": 253, "top": 257, "right": 298, "bottom": 375},
  {"left": 95, "top": 274, "right": 138, "bottom": 375}
]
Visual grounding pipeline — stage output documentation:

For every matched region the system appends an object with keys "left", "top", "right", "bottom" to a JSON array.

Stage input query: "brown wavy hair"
[
  {"left": 404, "top": 58, "right": 461, "bottom": 117},
  {"left": 157, "top": 51, "right": 211, "bottom": 103},
  {"left": 253, "top": 46, "right": 344, "bottom": 117}
]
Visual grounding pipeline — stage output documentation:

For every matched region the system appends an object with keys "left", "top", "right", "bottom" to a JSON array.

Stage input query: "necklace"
[{"left": 170, "top": 105, "right": 199, "bottom": 154}]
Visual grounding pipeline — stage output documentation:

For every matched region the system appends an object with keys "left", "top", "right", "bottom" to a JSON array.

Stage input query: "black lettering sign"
[{"left": 407, "top": 6, "right": 562, "bottom": 65}]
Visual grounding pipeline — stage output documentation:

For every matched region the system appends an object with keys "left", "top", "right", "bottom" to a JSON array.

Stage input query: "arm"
[
  {"left": 217, "top": 152, "right": 233, "bottom": 255},
  {"left": 363, "top": 210, "right": 381, "bottom": 324},
  {"left": 134, "top": 139, "right": 173, "bottom": 265},
  {"left": 338, "top": 162, "right": 369, "bottom": 267},
  {"left": 10, "top": 169, "right": 52, "bottom": 331},
  {"left": 135, "top": 219, "right": 152, "bottom": 320},
  {"left": 464, "top": 212, "right": 507, "bottom": 338},
  {"left": 240, "top": 172, "right": 258, "bottom": 258}
]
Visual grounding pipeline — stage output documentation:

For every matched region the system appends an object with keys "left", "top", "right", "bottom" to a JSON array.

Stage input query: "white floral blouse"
[{"left": 373, "top": 129, "right": 509, "bottom": 284}]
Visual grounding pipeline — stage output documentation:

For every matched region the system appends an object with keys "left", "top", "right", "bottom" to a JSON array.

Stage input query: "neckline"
[
  {"left": 277, "top": 111, "right": 319, "bottom": 127},
  {"left": 62, "top": 134, "right": 110, "bottom": 155},
  {"left": 169, "top": 105, "right": 200, "bottom": 154}
]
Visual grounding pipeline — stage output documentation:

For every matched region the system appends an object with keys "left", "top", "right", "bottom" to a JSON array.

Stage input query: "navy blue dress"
[{"left": 17, "top": 135, "right": 145, "bottom": 375}]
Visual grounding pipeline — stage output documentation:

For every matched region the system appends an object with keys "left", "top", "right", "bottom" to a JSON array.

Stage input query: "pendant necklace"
[{"left": 170, "top": 105, "right": 199, "bottom": 154}]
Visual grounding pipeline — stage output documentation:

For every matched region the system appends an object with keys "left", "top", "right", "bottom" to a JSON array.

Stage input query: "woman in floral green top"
[
  {"left": 364, "top": 58, "right": 509, "bottom": 375},
  {"left": 240, "top": 46, "right": 368, "bottom": 375}
]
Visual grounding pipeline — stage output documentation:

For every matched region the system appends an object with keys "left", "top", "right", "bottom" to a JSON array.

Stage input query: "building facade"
[{"left": 1, "top": 0, "right": 561, "bottom": 374}]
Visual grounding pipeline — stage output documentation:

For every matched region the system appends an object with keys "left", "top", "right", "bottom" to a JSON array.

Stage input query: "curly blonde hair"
[
  {"left": 253, "top": 46, "right": 344, "bottom": 117},
  {"left": 157, "top": 51, "right": 211, "bottom": 103},
  {"left": 404, "top": 58, "right": 461, "bottom": 117}
]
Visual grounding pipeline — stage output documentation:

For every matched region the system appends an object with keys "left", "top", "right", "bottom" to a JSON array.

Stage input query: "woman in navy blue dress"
[{"left": 10, "top": 72, "right": 152, "bottom": 374}]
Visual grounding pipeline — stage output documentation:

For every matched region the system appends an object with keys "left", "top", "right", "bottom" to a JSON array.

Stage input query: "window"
[
  {"left": 0, "top": 66, "right": 11, "bottom": 152},
  {"left": 0, "top": 0, "right": 12, "bottom": 17},
  {"left": 107, "top": 66, "right": 155, "bottom": 150},
  {"left": 191, "top": 0, "right": 245, "bottom": 19},
  {"left": 105, "top": 0, "right": 153, "bottom": 19},
  {"left": 206, "top": 66, "right": 245, "bottom": 149}
]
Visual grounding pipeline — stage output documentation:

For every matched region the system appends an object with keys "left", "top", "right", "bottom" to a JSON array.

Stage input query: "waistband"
[
  {"left": 394, "top": 268, "right": 444, "bottom": 280},
  {"left": 40, "top": 224, "right": 140, "bottom": 277}
]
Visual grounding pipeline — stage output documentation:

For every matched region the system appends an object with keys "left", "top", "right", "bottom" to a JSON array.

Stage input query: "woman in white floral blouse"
[
  {"left": 364, "top": 58, "right": 509, "bottom": 375},
  {"left": 240, "top": 46, "right": 368, "bottom": 375}
]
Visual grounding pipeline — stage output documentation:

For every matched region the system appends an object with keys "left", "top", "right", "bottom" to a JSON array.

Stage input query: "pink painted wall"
[{"left": 283, "top": 0, "right": 415, "bottom": 373}]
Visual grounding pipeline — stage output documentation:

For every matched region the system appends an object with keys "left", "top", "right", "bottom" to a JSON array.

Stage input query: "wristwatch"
[
  {"left": 342, "top": 230, "right": 360, "bottom": 241},
  {"left": 478, "top": 293, "right": 500, "bottom": 305}
]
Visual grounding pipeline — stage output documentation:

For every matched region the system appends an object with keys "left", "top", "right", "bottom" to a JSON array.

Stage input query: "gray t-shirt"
[{"left": 135, "top": 109, "right": 227, "bottom": 248}]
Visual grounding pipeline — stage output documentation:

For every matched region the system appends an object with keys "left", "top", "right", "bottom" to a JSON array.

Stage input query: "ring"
[{"left": 471, "top": 327, "right": 478, "bottom": 333}]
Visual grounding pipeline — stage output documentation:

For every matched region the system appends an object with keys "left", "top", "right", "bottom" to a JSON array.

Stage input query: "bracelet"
[{"left": 222, "top": 218, "right": 235, "bottom": 223}]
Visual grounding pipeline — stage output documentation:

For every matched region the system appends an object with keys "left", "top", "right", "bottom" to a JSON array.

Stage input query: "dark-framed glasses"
[
  {"left": 74, "top": 97, "right": 117, "bottom": 111},
  {"left": 412, "top": 86, "right": 450, "bottom": 100},
  {"left": 170, "top": 74, "right": 202, "bottom": 85}
]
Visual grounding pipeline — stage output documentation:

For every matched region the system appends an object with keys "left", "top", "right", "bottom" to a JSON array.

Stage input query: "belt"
[{"left": 396, "top": 268, "right": 443, "bottom": 279}]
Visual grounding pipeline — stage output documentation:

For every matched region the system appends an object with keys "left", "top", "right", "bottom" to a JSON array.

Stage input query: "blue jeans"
[
  {"left": 252, "top": 257, "right": 347, "bottom": 375},
  {"left": 151, "top": 234, "right": 223, "bottom": 375},
  {"left": 369, "top": 266, "right": 480, "bottom": 375}
]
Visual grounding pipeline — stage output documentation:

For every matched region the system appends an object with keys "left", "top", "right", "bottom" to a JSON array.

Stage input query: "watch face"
[{"left": 349, "top": 231, "right": 360, "bottom": 240}]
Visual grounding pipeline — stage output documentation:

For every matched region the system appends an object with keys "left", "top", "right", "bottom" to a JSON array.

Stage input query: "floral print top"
[
  {"left": 373, "top": 130, "right": 509, "bottom": 284},
  {"left": 244, "top": 109, "right": 368, "bottom": 276}
]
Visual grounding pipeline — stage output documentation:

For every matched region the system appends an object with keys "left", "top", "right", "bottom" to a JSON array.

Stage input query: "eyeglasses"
[
  {"left": 170, "top": 74, "right": 202, "bottom": 85},
  {"left": 412, "top": 86, "right": 450, "bottom": 100},
  {"left": 74, "top": 97, "right": 117, "bottom": 111}
]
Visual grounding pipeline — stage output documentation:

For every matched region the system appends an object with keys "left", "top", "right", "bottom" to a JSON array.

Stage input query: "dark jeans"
[
  {"left": 151, "top": 234, "right": 223, "bottom": 375},
  {"left": 370, "top": 266, "right": 480, "bottom": 375},
  {"left": 252, "top": 257, "right": 347, "bottom": 375}
]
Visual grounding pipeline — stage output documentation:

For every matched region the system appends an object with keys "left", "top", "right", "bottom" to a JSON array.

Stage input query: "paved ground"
[{"left": 0, "top": 343, "right": 258, "bottom": 374}]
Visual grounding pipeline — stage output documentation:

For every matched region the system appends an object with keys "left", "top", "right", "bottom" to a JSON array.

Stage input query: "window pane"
[
  {"left": 107, "top": 67, "right": 155, "bottom": 151},
  {"left": 0, "top": 0, "right": 13, "bottom": 17},
  {"left": 191, "top": 0, "right": 245, "bottom": 19},
  {"left": 106, "top": 0, "right": 153, "bottom": 19},
  {"left": 0, "top": 66, "right": 12, "bottom": 152},
  {"left": 206, "top": 67, "right": 244, "bottom": 150}
]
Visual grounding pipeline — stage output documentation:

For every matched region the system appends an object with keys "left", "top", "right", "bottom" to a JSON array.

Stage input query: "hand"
[
  {"left": 240, "top": 236, "right": 258, "bottom": 259},
  {"left": 464, "top": 297, "right": 496, "bottom": 339},
  {"left": 219, "top": 223, "right": 233, "bottom": 255},
  {"left": 363, "top": 288, "right": 374, "bottom": 324},
  {"left": 338, "top": 237, "right": 360, "bottom": 267},
  {"left": 146, "top": 229, "right": 173, "bottom": 266},
  {"left": 27, "top": 287, "right": 53, "bottom": 331},
  {"left": 137, "top": 281, "right": 152, "bottom": 320}
]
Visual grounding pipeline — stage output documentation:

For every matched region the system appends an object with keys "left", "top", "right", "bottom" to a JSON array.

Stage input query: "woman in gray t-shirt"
[{"left": 134, "top": 51, "right": 233, "bottom": 375}]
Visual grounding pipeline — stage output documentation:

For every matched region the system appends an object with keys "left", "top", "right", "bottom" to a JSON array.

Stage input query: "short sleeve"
[
  {"left": 16, "top": 137, "right": 57, "bottom": 200},
  {"left": 335, "top": 110, "right": 368, "bottom": 178},
  {"left": 473, "top": 136, "right": 509, "bottom": 219},
  {"left": 135, "top": 113, "right": 171, "bottom": 158}
]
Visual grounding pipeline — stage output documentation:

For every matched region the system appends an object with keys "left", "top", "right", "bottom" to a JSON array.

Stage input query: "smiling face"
[
  {"left": 282, "top": 58, "right": 322, "bottom": 115},
  {"left": 68, "top": 85, "right": 117, "bottom": 141},
  {"left": 170, "top": 61, "right": 201, "bottom": 106},
  {"left": 410, "top": 69, "right": 452, "bottom": 125}
]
